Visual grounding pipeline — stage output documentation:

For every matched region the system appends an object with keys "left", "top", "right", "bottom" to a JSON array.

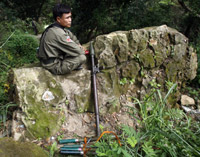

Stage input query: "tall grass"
[
  {"left": 0, "top": 103, "right": 17, "bottom": 132},
  {"left": 95, "top": 83, "right": 200, "bottom": 156}
]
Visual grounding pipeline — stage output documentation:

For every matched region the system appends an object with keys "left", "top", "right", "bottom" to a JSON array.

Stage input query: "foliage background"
[{"left": 0, "top": 0, "right": 199, "bottom": 43}]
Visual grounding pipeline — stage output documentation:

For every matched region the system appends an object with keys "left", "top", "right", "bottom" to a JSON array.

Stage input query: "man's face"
[{"left": 57, "top": 12, "right": 72, "bottom": 28}]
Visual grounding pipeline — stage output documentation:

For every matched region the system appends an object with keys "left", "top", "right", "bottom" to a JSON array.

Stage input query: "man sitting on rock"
[{"left": 37, "top": 3, "right": 86, "bottom": 75}]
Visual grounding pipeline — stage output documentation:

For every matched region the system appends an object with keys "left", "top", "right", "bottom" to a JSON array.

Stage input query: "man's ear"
[{"left": 56, "top": 16, "right": 61, "bottom": 23}]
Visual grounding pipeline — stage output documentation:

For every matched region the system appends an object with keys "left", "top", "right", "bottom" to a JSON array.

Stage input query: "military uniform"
[{"left": 37, "top": 23, "right": 86, "bottom": 75}]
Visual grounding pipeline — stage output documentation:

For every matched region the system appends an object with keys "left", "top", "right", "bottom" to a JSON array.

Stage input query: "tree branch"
[{"left": 178, "top": 0, "right": 200, "bottom": 18}]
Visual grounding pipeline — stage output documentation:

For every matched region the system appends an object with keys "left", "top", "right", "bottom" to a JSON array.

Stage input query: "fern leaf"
[
  {"left": 127, "top": 136, "right": 137, "bottom": 148},
  {"left": 122, "top": 149, "right": 132, "bottom": 157}
]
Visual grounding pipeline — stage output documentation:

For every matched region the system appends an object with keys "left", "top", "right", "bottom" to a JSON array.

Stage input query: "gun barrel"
[{"left": 90, "top": 42, "right": 100, "bottom": 137}]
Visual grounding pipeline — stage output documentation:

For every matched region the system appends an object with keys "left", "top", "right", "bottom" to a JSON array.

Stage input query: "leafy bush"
[
  {"left": 3, "top": 31, "right": 39, "bottom": 66},
  {"left": 0, "top": 30, "right": 39, "bottom": 131},
  {"left": 95, "top": 84, "right": 200, "bottom": 156}
]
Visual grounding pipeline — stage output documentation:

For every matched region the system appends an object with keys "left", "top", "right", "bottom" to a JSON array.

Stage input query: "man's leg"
[
  {"left": 58, "top": 54, "right": 86, "bottom": 74},
  {"left": 41, "top": 54, "right": 86, "bottom": 75}
]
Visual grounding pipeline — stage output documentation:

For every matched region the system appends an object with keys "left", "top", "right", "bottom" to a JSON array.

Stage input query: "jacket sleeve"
[
  {"left": 55, "top": 32, "right": 84, "bottom": 57},
  {"left": 68, "top": 30, "right": 80, "bottom": 45}
]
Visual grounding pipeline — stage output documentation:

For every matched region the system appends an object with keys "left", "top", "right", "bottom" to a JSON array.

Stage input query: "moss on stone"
[
  {"left": 107, "top": 99, "right": 120, "bottom": 113},
  {"left": 48, "top": 85, "right": 64, "bottom": 104},
  {"left": 0, "top": 137, "right": 48, "bottom": 157},
  {"left": 166, "top": 90, "right": 180, "bottom": 107},
  {"left": 74, "top": 90, "right": 93, "bottom": 113},
  {"left": 16, "top": 69, "right": 66, "bottom": 139},
  {"left": 112, "top": 34, "right": 128, "bottom": 63},
  {"left": 165, "top": 62, "right": 179, "bottom": 82},
  {"left": 149, "top": 43, "right": 167, "bottom": 67},
  {"left": 27, "top": 104, "right": 60, "bottom": 138},
  {"left": 100, "top": 68, "right": 122, "bottom": 96},
  {"left": 23, "top": 93, "right": 62, "bottom": 139},
  {"left": 139, "top": 49, "right": 155, "bottom": 68},
  {"left": 154, "top": 52, "right": 165, "bottom": 67},
  {"left": 121, "top": 60, "right": 140, "bottom": 79},
  {"left": 138, "top": 39, "right": 147, "bottom": 52},
  {"left": 96, "top": 68, "right": 123, "bottom": 113}
]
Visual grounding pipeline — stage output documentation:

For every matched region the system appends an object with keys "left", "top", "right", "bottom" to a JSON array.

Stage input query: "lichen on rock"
[{"left": 12, "top": 67, "right": 66, "bottom": 139}]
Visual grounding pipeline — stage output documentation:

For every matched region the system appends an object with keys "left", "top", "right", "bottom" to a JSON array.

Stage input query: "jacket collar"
[{"left": 53, "top": 22, "right": 65, "bottom": 30}]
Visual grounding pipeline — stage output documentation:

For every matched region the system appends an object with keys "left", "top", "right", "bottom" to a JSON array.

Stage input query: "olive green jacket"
[{"left": 38, "top": 23, "right": 84, "bottom": 60}]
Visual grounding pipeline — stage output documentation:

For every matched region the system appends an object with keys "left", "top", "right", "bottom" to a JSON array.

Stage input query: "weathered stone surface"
[
  {"left": 11, "top": 67, "right": 92, "bottom": 140},
  {"left": 10, "top": 25, "right": 197, "bottom": 141},
  {"left": 0, "top": 137, "right": 48, "bottom": 157},
  {"left": 181, "top": 95, "right": 195, "bottom": 106},
  {"left": 12, "top": 67, "right": 65, "bottom": 139},
  {"left": 92, "top": 25, "right": 197, "bottom": 106}
]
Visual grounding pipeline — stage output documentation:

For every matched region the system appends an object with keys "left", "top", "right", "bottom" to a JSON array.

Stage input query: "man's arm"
[
  {"left": 65, "top": 29, "right": 87, "bottom": 53},
  {"left": 55, "top": 33, "right": 85, "bottom": 57},
  {"left": 67, "top": 30, "right": 80, "bottom": 45}
]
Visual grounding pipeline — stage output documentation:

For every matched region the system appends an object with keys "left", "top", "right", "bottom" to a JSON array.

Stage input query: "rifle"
[{"left": 90, "top": 42, "right": 100, "bottom": 137}]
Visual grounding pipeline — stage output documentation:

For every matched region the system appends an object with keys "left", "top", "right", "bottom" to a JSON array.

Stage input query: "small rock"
[
  {"left": 181, "top": 95, "right": 195, "bottom": 106},
  {"left": 82, "top": 114, "right": 91, "bottom": 123}
]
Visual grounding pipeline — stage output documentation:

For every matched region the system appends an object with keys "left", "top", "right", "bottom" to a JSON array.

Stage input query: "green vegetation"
[
  {"left": 49, "top": 141, "right": 58, "bottom": 157},
  {"left": 120, "top": 78, "right": 128, "bottom": 86},
  {"left": 95, "top": 84, "right": 200, "bottom": 156},
  {"left": 0, "top": 29, "right": 39, "bottom": 130},
  {"left": 1, "top": 0, "right": 200, "bottom": 43},
  {"left": 120, "top": 78, "right": 135, "bottom": 86},
  {"left": 0, "top": 103, "right": 17, "bottom": 130},
  {"left": 3, "top": 31, "right": 38, "bottom": 66}
]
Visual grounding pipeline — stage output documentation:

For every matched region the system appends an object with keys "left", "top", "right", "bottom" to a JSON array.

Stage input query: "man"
[{"left": 37, "top": 4, "right": 86, "bottom": 75}]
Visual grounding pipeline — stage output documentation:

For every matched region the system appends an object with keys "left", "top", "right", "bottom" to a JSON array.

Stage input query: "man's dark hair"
[{"left": 53, "top": 4, "right": 71, "bottom": 21}]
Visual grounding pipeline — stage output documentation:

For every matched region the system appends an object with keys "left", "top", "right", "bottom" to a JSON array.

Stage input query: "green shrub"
[{"left": 4, "top": 31, "right": 39, "bottom": 66}]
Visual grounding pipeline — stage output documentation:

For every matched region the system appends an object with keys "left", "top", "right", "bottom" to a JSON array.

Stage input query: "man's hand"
[
  {"left": 79, "top": 44, "right": 86, "bottom": 51},
  {"left": 79, "top": 44, "right": 89, "bottom": 55}
]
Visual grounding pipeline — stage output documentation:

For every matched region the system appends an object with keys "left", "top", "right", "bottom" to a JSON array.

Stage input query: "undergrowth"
[{"left": 95, "top": 84, "right": 200, "bottom": 156}]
